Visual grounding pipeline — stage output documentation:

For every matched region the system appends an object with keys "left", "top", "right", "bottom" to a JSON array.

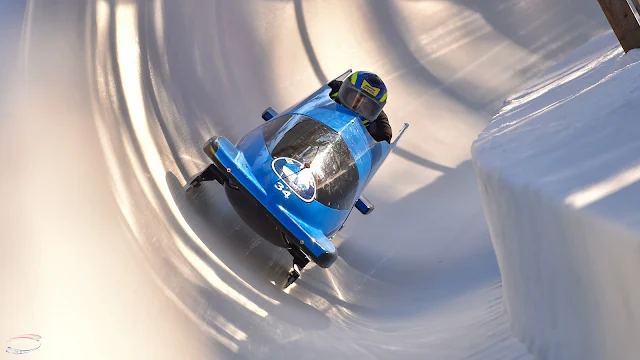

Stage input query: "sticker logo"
[
  {"left": 271, "top": 157, "right": 316, "bottom": 202},
  {"left": 360, "top": 80, "right": 380, "bottom": 97}
]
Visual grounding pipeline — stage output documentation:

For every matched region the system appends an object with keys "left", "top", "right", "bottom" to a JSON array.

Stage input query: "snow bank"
[{"left": 471, "top": 31, "right": 640, "bottom": 360}]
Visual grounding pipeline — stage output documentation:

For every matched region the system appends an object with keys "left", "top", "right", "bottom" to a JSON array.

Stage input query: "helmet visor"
[{"left": 337, "top": 81, "right": 384, "bottom": 121}]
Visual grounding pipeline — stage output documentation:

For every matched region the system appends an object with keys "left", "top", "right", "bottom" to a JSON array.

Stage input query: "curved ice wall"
[
  {"left": 473, "top": 33, "right": 640, "bottom": 360},
  {"left": 0, "top": 0, "right": 609, "bottom": 358}
]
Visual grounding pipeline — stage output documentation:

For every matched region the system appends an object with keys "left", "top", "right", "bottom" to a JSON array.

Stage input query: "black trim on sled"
[{"left": 222, "top": 172, "right": 338, "bottom": 268}]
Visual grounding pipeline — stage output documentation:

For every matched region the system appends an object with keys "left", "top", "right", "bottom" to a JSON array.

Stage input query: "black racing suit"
[{"left": 328, "top": 80, "right": 393, "bottom": 143}]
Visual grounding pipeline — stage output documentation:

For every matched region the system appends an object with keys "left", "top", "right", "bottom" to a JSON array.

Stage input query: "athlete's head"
[{"left": 337, "top": 71, "right": 388, "bottom": 121}]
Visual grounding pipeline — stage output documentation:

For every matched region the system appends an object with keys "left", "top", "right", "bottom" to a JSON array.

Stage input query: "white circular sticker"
[{"left": 271, "top": 157, "right": 317, "bottom": 202}]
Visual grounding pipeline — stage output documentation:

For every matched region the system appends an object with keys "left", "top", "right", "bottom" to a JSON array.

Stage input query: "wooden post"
[
  {"left": 597, "top": 0, "right": 640, "bottom": 52},
  {"left": 631, "top": 0, "right": 640, "bottom": 15}
]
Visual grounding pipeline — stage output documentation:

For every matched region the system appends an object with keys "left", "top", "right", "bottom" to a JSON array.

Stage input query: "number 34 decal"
[{"left": 275, "top": 182, "right": 291, "bottom": 199}]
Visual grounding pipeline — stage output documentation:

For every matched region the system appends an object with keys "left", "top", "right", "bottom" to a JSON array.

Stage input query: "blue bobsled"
[{"left": 187, "top": 69, "right": 409, "bottom": 288}]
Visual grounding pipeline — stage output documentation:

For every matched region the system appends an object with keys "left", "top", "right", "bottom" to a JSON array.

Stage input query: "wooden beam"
[{"left": 597, "top": 0, "right": 640, "bottom": 52}]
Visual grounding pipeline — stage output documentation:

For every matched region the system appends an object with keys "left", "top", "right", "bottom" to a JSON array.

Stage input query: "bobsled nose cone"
[{"left": 316, "top": 249, "right": 338, "bottom": 268}]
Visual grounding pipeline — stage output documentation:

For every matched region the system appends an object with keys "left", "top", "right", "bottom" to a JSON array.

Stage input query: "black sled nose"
[{"left": 316, "top": 249, "right": 338, "bottom": 268}]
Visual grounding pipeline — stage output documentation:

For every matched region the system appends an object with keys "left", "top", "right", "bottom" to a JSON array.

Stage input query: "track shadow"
[
  {"left": 366, "top": 1, "right": 491, "bottom": 114},
  {"left": 393, "top": 146, "right": 454, "bottom": 173},
  {"left": 367, "top": 0, "right": 611, "bottom": 118},
  {"left": 450, "top": 0, "right": 609, "bottom": 64},
  {"left": 293, "top": 0, "right": 328, "bottom": 84},
  {"left": 328, "top": 160, "right": 501, "bottom": 319}
]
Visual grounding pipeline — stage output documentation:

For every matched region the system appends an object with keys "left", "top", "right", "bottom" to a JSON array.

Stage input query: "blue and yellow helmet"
[{"left": 338, "top": 71, "right": 388, "bottom": 121}]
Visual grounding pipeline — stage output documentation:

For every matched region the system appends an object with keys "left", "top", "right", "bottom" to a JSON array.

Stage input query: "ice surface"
[
  {"left": 0, "top": 0, "right": 610, "bottom": 359},
  {"left": 473, "top": 32, "right": 640, "bottom": 359}
]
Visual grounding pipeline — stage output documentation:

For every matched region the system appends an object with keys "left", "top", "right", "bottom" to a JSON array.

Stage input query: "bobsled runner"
[{"left": 187, "top": 69, "right": 409, "bottom": 288}]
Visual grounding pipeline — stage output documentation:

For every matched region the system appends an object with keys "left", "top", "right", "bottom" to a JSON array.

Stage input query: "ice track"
[{"left": 0, "top": 1, "right": 609, "bottom": 359}]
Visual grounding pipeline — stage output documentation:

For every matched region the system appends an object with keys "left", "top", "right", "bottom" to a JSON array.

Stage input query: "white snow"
[
  {"left": 472, "top": 31, "right": 640, "bottom": 360},
  {"left": 613, "top": 48, "right": 640, "bottom": 72}
]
